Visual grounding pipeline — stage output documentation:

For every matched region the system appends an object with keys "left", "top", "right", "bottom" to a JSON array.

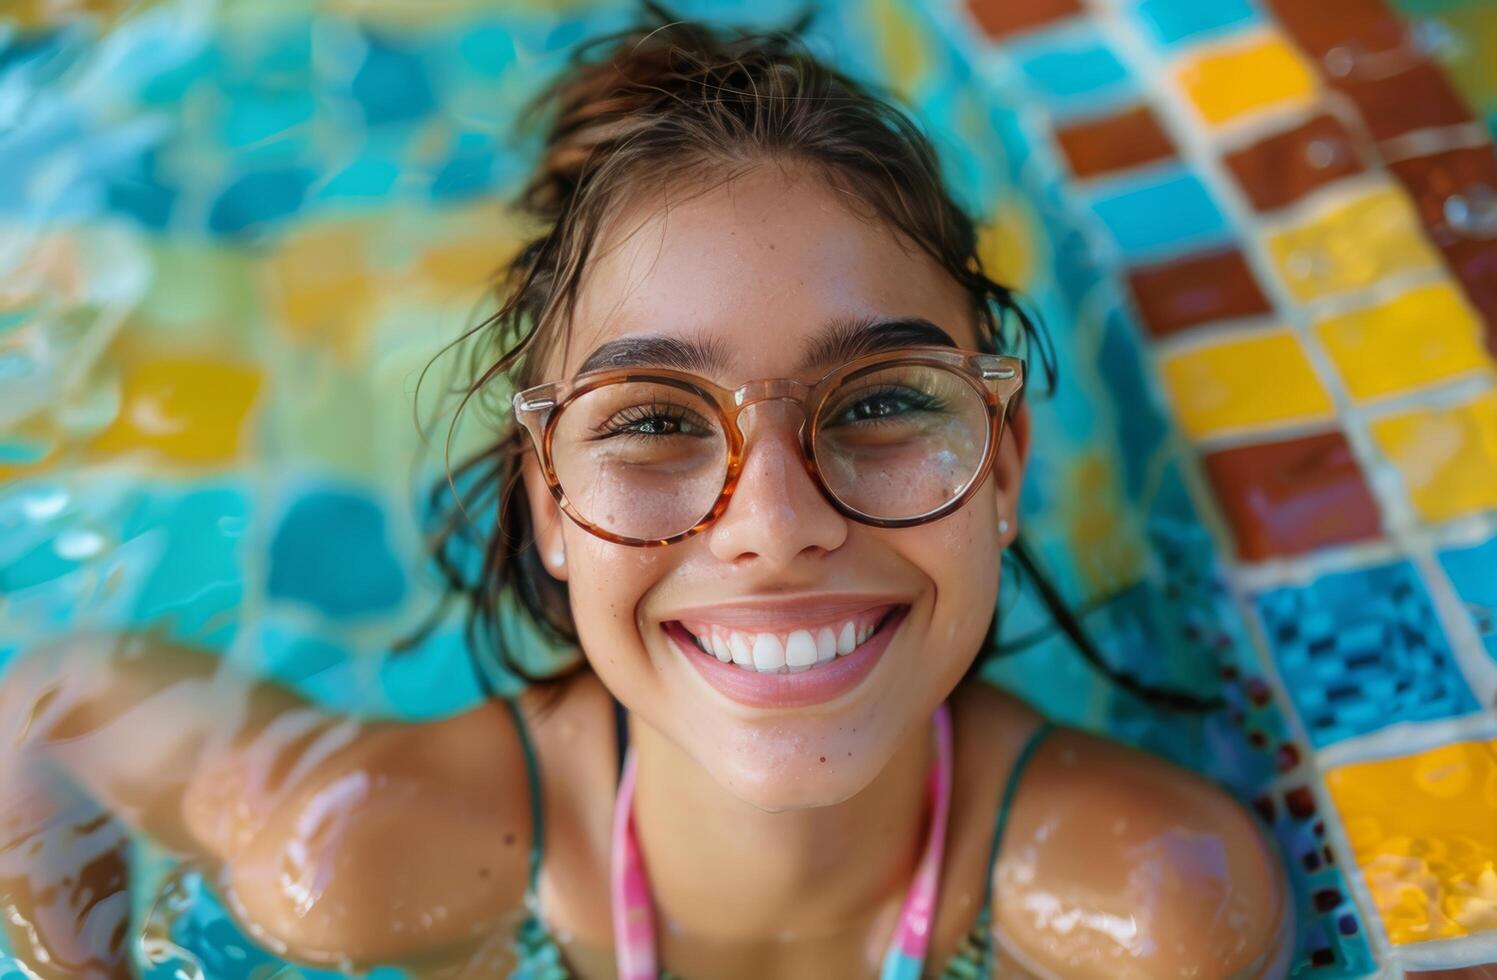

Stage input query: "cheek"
[
  {"left": 562, "top": 536, "right": 665, "bottom": 662},
  {"left": 912, "top": 488, "right": 1003, "bottom": 655}
]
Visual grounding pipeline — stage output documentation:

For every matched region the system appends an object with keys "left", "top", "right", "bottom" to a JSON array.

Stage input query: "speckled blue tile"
[{"left": 1255, "top": 562, "right": 1480, "bottom": 747}]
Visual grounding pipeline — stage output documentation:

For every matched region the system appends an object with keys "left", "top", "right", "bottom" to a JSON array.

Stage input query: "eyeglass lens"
[{"left": 547, "top": 363, "right": 993, "bottom": 540}]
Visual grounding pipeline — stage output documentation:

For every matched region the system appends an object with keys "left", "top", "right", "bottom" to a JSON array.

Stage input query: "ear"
[
  {"left": 993, "top": 400, "right": 1031, "bottom": 549},
  {"left": 520, "top": 451, "right": 569, "bottom": 581}
]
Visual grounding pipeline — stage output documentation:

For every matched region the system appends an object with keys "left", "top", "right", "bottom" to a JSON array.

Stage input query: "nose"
[{"left": 706, "top": 399, "right": 848, "bottom": 566}]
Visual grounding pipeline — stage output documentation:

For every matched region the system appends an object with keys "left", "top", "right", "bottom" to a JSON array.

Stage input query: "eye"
[
  {"left": 594, "top": 400, "right": 714, "bottom": 440},
  {"left": 827, "top": 385, "right": 945, "bottom": 425}
]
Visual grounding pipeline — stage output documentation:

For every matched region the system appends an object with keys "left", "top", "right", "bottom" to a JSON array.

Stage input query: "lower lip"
[{"left": 667, "top": 606, "right": 909, "bottom": 709}]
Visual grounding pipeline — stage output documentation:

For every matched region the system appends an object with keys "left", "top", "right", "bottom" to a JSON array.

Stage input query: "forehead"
[{"left": 558, "top": 164, "right": 976, "bottom": 383}]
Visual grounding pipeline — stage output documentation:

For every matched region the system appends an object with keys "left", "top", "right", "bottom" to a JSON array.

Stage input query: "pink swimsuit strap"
[{"left": 610, "top": 703, "right": 956, "bottom": 980}]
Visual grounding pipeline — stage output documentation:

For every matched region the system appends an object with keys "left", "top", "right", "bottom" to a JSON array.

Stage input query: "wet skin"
[{"left": 0, "top": 165, "right": 1292, "bottom": 979}]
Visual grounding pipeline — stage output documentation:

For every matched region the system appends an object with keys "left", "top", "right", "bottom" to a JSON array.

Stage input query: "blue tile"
[
  {"left": 1010, "top": 27, "right": 1132, "bottom": 107},
  {"left": 350, "top": 30, "right": 435, "bottom": 127},
  {"left": 207, "top": 167, "right": 314, "bottom": 234},
  {"left": 267, "top": 486, "right": 406, "bottom": 619},
  {"left": 1255, "top": 562, "right": 1479, "bottom": 747},
  {"left": 1087, "top": 167, "right": 1228, "bottom": 254},
  {"left": 1438, "top": 535, "right": 1497, "bottom": 662},
  {"left": 1135, "top": 0, "right": 1259, "bottom": 46},
  {"left": 430, "top": 132, "right": 497, "bottom": 201},
  {"left": 317, "top": 156, "right": 399, "bottom": 200},
  {"left": 120, "top": 485, "right": 249, "bottom": 649},
  {"left": 457, "top": 21, "right": 517, "bottom": 78}
]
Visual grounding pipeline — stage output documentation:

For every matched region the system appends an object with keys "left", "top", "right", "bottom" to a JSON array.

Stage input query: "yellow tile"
[
  {"left": 1266, "top": 185, "right": 1442, "bottom": 301},
  {"left": 1159, "top": 330, "right": 1336, "bottom": 439},
  {"left": 976, "top": 199, "right": 1039, "bottom": 293},
  {"left": 1369, "top": 391, "right": 1497, "bottom": 522},
  {"left": 1177, "top": 34, "right": 1318, "bottom": 126},
  {"left": 267, "top": 221, "right": 376, "bottom": 360},
  {"left": 1315, "top": 282, "right": 1496, "bottom": 400},
  {"left": 870, "top": 0, "right": 932, "bottom": 99},
  {"left": 88, "top": 356, "right": 263, "bottom": 465},
  {"left": 6, "top": 0, "right": 137, "bottom": 28},
  {"left": 1327, "top": 740, "right": 1497, "bottom": 945}
]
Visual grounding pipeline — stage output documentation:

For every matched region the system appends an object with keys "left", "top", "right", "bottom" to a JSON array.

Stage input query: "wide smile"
[{"left": 663, "top": 604, "right": 910, "bottom": 709}]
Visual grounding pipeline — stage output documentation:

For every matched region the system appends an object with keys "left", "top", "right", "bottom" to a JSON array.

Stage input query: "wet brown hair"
[{"left": 400, "top": 7, "right": 1217, "bottom": 712}]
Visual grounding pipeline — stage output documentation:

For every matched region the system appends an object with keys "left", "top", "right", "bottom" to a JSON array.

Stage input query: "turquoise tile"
[
  {"left": 1134, "top": 0, "right": 1260, "bottom": 46},
  {"left": 1439, "top": 535, "right": 1497, "bottom": 662},
  {"left": 1009, "top": 26, "right": 1133, "bottom": 108},
  {"left": 1086, "top": 167, "right": 1229, "bottom": 254}
]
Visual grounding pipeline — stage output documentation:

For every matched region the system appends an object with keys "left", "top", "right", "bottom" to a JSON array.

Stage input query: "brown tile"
[
  {"left": 1056, "top": 105, "right": 1177, "bottom": 179},
  {"left": 1224, "top": 114, "right": 1365, "bottom": 211},
  {"left": 1202, "top": 431, "right": 1382, "bottom": 561},
  {"left": 1387, "top": 144, "right": 1497, "bottom": 244},
  {"left": 1336, "top": 60, "right": 1475, "bottom": 142},
  {"left": 1443, "top": 238, "right": 1497, "bottom": 358},
  {"left": 1266, "top": 0, "right": 1405, "bottom": 62},
  {"left": 1126, "top": 247, "right": 1273, "bottom": 337},
  {"left": 965, "top": 0, "right": 1082, "bottom": 39}
]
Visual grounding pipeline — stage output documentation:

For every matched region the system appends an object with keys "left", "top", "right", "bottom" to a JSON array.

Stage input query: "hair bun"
[{"left": 519, "top": 11, "right": 805, "bottom": 217}]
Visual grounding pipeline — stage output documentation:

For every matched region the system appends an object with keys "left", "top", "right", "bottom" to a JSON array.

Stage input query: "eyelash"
[{"left": 593, "top": 399, "right": 713, "bottom": 439}]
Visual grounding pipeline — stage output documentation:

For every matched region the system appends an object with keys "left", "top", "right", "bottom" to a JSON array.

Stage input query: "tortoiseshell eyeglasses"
[{"left": 512, "top": 346, "right": 1025, "bottom": 547}]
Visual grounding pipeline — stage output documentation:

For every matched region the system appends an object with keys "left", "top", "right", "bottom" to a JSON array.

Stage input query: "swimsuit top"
[{"left": 504, "top": 695, "right": 1053, "bottom": 980}]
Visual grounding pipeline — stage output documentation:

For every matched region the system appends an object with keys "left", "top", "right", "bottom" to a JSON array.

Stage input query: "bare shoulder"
[
  {"left": 955, "top": 682, "right": 1292, "bottom": 979},
  {"left": 194, "top": 677, "right": 581, "bottom": 971}
]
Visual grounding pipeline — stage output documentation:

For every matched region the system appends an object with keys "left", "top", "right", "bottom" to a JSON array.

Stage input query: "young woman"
[{"left": 0, "top": 17, "right": 1292, "bottom": 980}]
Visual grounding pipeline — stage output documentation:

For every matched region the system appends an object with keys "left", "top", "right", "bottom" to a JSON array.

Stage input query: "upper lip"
[{"left": 661, "top": 594, "right": 911, "bottom": 631}]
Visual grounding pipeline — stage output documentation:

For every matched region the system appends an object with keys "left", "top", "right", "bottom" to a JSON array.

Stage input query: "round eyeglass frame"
[{"left": 512, "top": 345, "right": 1025, "bottom": 547}]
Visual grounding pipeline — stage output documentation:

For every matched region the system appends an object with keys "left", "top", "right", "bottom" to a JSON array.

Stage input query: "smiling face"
[{"left": 520, "top": 163, "right": 1030, "bottom": 811}]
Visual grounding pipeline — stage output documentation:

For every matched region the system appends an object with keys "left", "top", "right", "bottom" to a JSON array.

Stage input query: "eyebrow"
[{"left": 574, "top": 316, "right": 958, "bottom": 377}]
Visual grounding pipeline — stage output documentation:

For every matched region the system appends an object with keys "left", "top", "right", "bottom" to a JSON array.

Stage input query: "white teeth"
[
  {"left": 683, "top": 611, "right": 898, "bottom": 674},
  {"left": 785, "top": 630, "right": 818, "bottom": 671},
  {"left": 815, "top": 627, "right": 838, "bottom": 663},
  {"left": 751, "top": 633, "right": 786, "bottom": 671},
  {"left": 710, "top": 632, "right": 731, "bottom": 663}
]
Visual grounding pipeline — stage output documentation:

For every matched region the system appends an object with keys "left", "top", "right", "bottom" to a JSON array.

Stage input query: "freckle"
[
  {"left": 847, "top": 752, "right": 852, "bottom": 757},
  {"left": 503, "top": 832, "right": 516, "bottom": 846},
  {"left": 479, "top": 867, "right": 491, "bottom": 879},
  {"left": 819, "top": 756, "right": 826, "bottom": 763}
]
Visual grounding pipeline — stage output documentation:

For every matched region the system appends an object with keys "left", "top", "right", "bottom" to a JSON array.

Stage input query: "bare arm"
[{"left": 0, "top": 630, "right": 535, "bottom": 974}]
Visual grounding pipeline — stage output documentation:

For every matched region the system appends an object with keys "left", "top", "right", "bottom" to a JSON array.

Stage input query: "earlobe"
[
  {"left": 994, "top": 401, "right": 1030, "bottom": 548},
  {"left": 520, "top": 452, "right": 569, "bottom": 581}
]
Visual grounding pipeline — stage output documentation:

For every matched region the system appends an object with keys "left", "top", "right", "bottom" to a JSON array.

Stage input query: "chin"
[{"left": 693, "top": 725, "right": 892, "bottom": 812}]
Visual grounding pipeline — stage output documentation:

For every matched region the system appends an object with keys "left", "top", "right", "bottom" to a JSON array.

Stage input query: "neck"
[{"left": 627, "top": 710, "right": 936, "bottom": 948}]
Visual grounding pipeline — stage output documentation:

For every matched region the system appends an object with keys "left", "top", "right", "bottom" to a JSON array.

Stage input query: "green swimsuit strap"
[
  {"left": 502, "top": 696, "right": 547, "bottom": 900},
  {"left": 978, "top": 719, "right": 1054, "bottom": 917}
]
